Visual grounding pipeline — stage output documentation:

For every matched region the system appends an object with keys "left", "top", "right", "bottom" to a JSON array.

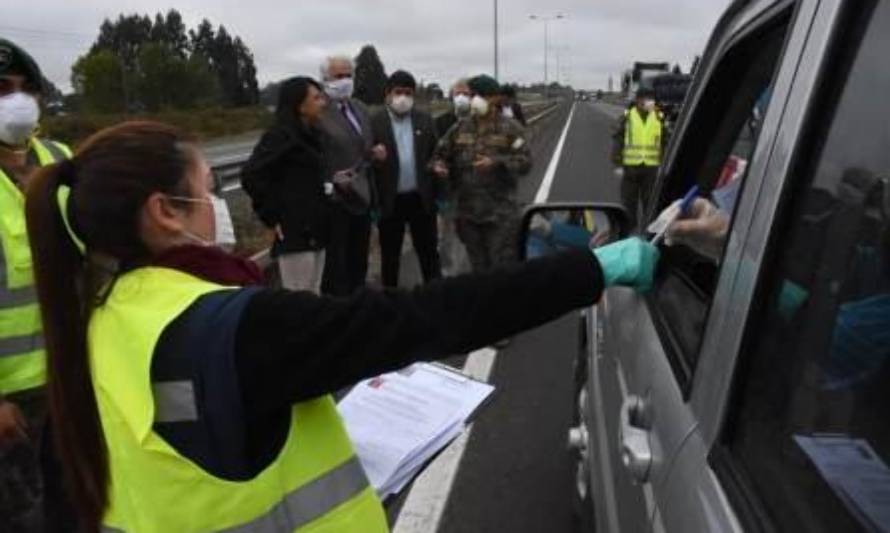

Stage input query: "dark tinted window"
[
  {"left": 725, "top": 4, "right": 890, "bottom": 531},
  {"left": 650, "top": 14, "right": 790, "bottom": 383}
]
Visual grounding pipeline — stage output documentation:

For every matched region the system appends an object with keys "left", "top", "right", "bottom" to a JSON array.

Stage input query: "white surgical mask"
[
  {"left": 389, "top": 94, "right": 414, "bottom": 115},
  {"left": 643, "top": 99, "right": 656, "bottom": 112},
  {"left": 502, "top": 106, "right": 515, "bottom": 119},
  {"left": 453, "top": 94, "right": 471, "bottom": 116},
  {"left": 325, "top": 78, "right": 354, "bottom": 101},
  {"left": 470, "top": 95, "right": 490, "bottom": 117},
  {"left": 0, "top": 92, "right": 40, "bottom": 146},
  {"left": 170, "top": 194, "right": 236, "bottom": 247}
]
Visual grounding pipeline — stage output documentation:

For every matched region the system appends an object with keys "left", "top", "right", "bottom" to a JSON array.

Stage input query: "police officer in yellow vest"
[
  {"left": 0, "top": 38, "right": 72, "bottom": 531},
  {"left": 611, "top": 88, "right": 665, "bottom": 230},
  {"left": 23, "top": 119, "right": 659, "bottom": 531}
]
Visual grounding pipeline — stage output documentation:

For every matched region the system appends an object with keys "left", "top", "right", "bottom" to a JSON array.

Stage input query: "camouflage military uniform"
[
  {"left": 0, "top": 388, "right": 47, "bottom": 532},
  {"left": 434, "top": 116, "right": 532, "bottom": 272}
]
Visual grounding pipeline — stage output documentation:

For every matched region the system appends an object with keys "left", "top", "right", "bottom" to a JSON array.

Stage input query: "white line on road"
[
  {"left": 534, "top": 102, "right": 577, "bottom": 204},
  {"left": 392, "top": 348, "right": 496, "bottom": 533},
  {"left": 392, "top": 103, "right": 577, "bottom": 533}
]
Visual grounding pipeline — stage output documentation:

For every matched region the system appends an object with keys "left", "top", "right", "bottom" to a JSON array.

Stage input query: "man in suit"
[
  {"left": 318, "top": 55, "right": 387, "bottom": 296},
  {"left": 371, "top": 70, "right": 442, "bottom": 287}
]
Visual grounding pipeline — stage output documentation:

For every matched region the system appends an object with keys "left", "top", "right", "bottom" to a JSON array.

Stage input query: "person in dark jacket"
[
  {"left": 318, "top": 55, "right": 387, "bottom": 296},
  {"left": 371, "top": 70, "right": 441, "bottom": 287},
  {"left": 241, "top": 77, "right": 331, "bottom": 293}
]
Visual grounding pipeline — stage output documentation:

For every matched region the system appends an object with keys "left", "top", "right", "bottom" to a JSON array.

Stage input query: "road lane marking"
[
  {"left": 393, "top": 105, "right": 578, "bottom": 533},
  {"left": 534, "top": 102, "right": 577, "bottom": 204},
  {"left": 392, "top": 348, "right": 497, "bottom": 533}
]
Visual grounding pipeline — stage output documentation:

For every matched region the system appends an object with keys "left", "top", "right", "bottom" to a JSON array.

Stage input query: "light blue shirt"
[{"left": 389, "top": 110, "right": 417, "bottom": 193}]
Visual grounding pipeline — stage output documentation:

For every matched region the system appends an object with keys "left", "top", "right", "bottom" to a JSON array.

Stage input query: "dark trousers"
[
  {"left": 378, "top": 192, "right": 442, "bottom": 288},
  {"left": 621, "top": 165, "right": 658, "bottom": 230},
  {"left": 322, "top": 207, "right": 371, "bottom": 296}
]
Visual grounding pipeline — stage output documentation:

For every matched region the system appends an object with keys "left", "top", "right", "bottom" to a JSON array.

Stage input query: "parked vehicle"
[
  {"left": 522, "top": 0, "right": 890, "bottom": 530},
  {"left": 652, "top": 72, "right": 693, "bottom": 133}
]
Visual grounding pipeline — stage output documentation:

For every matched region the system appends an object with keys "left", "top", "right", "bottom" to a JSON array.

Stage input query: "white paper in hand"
[
  {"left": 647, "top": 200, "right": 681, "bottom": 239},
  {"left": 338, "top": 363, "right": 494, "bottom": 498}
]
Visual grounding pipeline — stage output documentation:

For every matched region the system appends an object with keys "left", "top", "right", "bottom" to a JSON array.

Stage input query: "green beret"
[
  {"left": 0, "top": 39, "right": 43, "bottom": 92},
  {"left": 469, "top": 75, "right": 500, "bottom": 97}
]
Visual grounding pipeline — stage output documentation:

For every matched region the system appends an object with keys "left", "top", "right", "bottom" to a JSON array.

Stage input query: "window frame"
[
  {"left": 709, "top": 1, "right": 882, "bottom": 530},
  {"left": 644, "top": 3, "right": 798, "bottom": 396}
]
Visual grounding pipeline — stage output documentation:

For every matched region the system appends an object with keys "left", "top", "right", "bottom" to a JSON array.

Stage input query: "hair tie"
[{"left": 56, "top": 185, "right": 86, "bottom": 255}]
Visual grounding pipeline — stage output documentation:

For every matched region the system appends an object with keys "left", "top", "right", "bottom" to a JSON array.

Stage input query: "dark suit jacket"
[
  {"left": 371, "top": 108, "right": 439, "bottom": 217},
  {"left": 318, "top": 98, "right": 375, "bottom": 213}
]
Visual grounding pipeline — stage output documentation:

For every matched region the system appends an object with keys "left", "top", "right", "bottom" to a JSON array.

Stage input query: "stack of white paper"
[{"left": 338, "top": 362, "right": 495, "bottom": 498}]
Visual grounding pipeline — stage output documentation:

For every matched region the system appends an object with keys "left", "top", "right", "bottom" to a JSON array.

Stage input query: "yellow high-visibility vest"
[
  {"left": 622, "top": 107, "right": 663, "bottom": 167},
  {"left": 0, "top": 137, "right": 71, "bottom": 394},
  {"left": 90, "top": 267, "right": 388, "bottom": 532}
]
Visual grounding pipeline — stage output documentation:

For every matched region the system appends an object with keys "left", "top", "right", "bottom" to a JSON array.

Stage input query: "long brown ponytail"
[{"left": 25, "top": 121, "right": 196, "bottom": 530}]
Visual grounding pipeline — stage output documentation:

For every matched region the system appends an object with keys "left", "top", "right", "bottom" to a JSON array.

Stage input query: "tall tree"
[
  {"left": 74, "top": 11, "right": 258, "bottom": 111},
  {"left": 353, "top": 45, "right": 386, "bottom": 105},
  {"left": 189, "top": 19, "right": 216, "bottom": 63},
  {"left": 71, "top": 50, "right": 126, "bottom": 113},
  {"left": 233, "top": 37, "right": 259, "bottom": 106}
]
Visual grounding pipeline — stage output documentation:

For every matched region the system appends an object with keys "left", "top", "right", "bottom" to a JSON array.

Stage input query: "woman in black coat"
[{"left": 242, "top": 76, "right": 331, "bottom": 292}]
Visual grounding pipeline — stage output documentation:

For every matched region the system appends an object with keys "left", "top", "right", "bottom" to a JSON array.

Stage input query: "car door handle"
[{"left": 619, "top": 395, "right": 653, "bottom": 484}]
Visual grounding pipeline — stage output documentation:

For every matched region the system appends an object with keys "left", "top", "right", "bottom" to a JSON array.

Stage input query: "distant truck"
[
  {"left": 621, "top": 61, "right": 670, "bottom": 99},
  {"left": 651, "top": 72, "right": 693, "bottom": 130}
]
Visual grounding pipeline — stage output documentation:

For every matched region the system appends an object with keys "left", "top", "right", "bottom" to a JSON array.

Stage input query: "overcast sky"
[{"left": 3, "top": 1, "right": 728, "bottom": 93}]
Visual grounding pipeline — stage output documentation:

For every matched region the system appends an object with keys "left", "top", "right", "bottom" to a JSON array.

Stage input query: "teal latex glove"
[
  {"left": 777, "top": 280, "right": 809, "bottom": 321},
  {"left": 592, "top": 237, "right": 660, "bottom": 292}
]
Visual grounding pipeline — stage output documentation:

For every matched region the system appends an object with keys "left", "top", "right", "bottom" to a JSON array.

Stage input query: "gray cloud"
[{"left": 3, "top": 0, "right": 728, "bottom": 92}]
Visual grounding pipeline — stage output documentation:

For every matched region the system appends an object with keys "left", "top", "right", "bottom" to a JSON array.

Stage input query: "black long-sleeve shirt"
[{"left": 152, "top": 249, "right": 604, "bottom": 479}]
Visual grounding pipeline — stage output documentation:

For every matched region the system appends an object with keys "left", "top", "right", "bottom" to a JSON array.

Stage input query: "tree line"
[{"left": 71, "top": 10, "right": 259, "bottom": 113}]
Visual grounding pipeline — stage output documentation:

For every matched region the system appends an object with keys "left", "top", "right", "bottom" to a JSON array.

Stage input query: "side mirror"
[{"left": 518, "top": 203, "right": 630, "bottom": 261}]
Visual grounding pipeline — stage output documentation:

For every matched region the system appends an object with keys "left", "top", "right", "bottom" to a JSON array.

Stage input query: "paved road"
[{"left": 388, "top": 101, "right": 623, "bottom": 533}]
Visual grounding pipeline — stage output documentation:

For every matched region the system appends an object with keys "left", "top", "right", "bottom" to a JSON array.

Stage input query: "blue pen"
[{"left": 650, "top": 185, "right": 700, "bottom": 245}]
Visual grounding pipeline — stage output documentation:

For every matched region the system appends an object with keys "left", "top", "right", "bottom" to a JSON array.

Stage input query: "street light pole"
[
  {"left": 529, "top": 13, "right": 564, "bottom": 99},
  {"left": 494, "top": 0, "right": 499, "bottom": 80}
]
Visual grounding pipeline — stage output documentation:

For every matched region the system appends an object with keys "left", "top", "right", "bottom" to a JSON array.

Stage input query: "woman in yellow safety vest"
[{"left": 24, "top": 120, "right": 659, "bottom": 532}]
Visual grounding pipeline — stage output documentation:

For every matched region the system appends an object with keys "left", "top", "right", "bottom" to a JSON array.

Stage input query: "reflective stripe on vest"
[
  {"left": 101, "top": 457, "right": 371, "bottom": 533},
  {"left": 152, "top": 381, "right": 198, "bottom": 423},
  {"left": 0, "top": 137, "right": 70, "bottom": 393},
  {"left": 622, "top": 108, "right": 662, "bottom": 167},
  {"left": 90, "top": 267, "right": 388, "bottom": 532}
]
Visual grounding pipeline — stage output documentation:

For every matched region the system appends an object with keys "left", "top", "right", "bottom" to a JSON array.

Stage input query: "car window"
[
  {"left": 718, "top": 4, "right": 890, "bottom": 531},
  {"left": 649, "top": 12, "right": 791, "bottom": 387}
]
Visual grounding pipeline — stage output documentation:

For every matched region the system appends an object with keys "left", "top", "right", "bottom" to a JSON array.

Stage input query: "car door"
[
  {"left": 585, "top": 1, "right": 807, "bottom": 531},
  {"left": 663, "top": 0, "right": 890, "bottom": 530}
]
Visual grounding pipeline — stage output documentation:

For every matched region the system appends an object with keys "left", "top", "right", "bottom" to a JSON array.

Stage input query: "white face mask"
[
  {"left": 325, "top": 78, "right": 354, "bottom": 101},
  {"left": 470, "top": 95, "right": 490, "bottom": 117},
  {"left": 170, "top": 194, "right": 236, "bottom": 247},
  {"left": 453, "top": 94, "right": 471, "bottom": 115},
  {"left": 0, "top": 92, "right": 40, "bottom": 146},
  {"left": 643, "top": 99, "right": 656, "bottom": 112},
  {"left": 502, "top": 106, "right": 515, "bottom": 119},
  {"left": 389, "top": 94, "right": 414, "bottom": 115}
]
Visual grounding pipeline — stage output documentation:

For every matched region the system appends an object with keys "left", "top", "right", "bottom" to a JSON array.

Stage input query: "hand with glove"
[
  {"left": 664, "top": 198, "right": 730, "bottom": 261},
  {"left": 592, "top": 237, "right": 660, "bottom": 292}
]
